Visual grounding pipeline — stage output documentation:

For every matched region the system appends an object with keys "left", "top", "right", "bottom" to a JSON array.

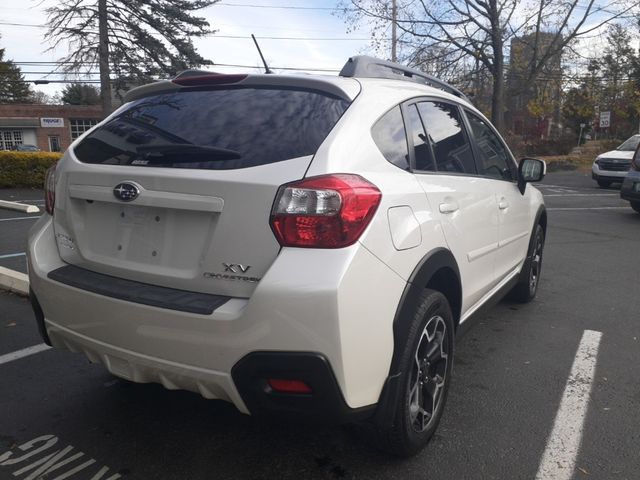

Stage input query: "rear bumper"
[
  {"left": 27, "top": 216, "right": 404, "bottom": 417},
  {"left": 232, "top": 352, "right": 375, "bottom": 422}
]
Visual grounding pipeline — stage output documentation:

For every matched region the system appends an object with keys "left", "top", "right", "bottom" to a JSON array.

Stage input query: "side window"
[
  {"left": 371, "top": 106, "right": 410, "bottom": 170},
  {"left": 466, "top": 112, "right": 514, "bottom": 180},
  {"left": 406, "top": 104, "right": 435, "bottom": 171},
  {"left": 416, "top": 101, "right": 476, "bottom": 174}
]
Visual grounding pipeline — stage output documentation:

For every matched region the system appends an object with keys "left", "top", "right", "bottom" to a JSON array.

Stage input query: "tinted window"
[
  {"left": 466, "top": 112, "right": 513, "bottom": 180},
  {"left": 416, "top": 102, "right": 475, "bottom": 174},
  {"left": 406, "top": 104, "right": 435, "bottom": 171},
  {"left": 73, "top": 88, "right": 350, "bottom": 170},
  {"left": 371, "top": 106, "right": 409, "bottom": 170}
]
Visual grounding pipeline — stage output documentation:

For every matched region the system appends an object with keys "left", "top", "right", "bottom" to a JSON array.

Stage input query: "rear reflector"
[
  {"left": 172, "top": 73, "right": 248, "bottom": 86},
  {"left": 267, "top": 378, "right": 313, "bottom": 394},
  {"left": 270, "top": 174, "right": 381, "bottom": 248}
]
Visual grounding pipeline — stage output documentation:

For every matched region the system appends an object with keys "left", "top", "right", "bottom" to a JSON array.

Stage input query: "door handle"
[
  {"left": 439, "top": 202, "right": 459, "bottom": 214},
  {"left": 498, "top": 199, "right": 509, "bottom": 210}
]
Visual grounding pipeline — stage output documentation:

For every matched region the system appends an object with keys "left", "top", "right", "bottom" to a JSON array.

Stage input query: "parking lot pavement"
[
  {"left": 0, "top": 189, "right": 43, "bottom": 274},
  {"left": 1, "top": 172, "right": 639, "bottom": 479}
]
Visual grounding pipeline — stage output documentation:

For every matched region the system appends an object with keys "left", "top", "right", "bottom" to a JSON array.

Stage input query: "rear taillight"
[
  {"left": 44, "top": 163, "right": 57, "bottom": 215},
  {"left": 270, "top": 174, "right": 382, "bottom": 248}
]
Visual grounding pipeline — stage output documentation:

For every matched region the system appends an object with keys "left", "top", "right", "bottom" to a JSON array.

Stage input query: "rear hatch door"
[{"left": 53, "top": 81, "right": 354, "bottom": 298}]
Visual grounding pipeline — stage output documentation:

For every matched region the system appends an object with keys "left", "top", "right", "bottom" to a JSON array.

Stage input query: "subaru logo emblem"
[{"left": 113, "top": 182, "right": 140, "bottom": 202}]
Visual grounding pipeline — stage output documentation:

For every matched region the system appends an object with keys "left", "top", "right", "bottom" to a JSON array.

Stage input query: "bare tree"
[{"left": 341, "top": 0, "right": 637, "bottom": 132}]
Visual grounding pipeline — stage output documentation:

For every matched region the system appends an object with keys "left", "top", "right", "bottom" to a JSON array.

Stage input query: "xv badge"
[{"left": 223, "top": 263, "right": 251, "bottom": 274}]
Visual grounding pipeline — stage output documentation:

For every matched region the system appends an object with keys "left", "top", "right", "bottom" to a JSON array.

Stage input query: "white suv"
[
  {"left": 592, "top": 134, "right": 640, "bottom": 188},
  {"left": 28, "top": 56, "right": 546, "bottom": 456}
]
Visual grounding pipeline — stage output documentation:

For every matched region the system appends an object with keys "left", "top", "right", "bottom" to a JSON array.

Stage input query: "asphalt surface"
[
  {"left": 0, "top": 188, "right": 43, "bottom": 273},
  {"left": 0, "top": 172, "right": 639, "bottom": 479}
]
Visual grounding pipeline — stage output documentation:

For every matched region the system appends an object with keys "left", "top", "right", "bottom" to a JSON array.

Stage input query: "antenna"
[{"left": 251, "top": 34, "right": 273, "bottom": 74}]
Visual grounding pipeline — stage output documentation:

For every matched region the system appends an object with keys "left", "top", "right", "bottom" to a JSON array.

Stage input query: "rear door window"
[
  {"left": 415, "top": 101, "right": 476, "bottom": 174},
  {"left": 465, "top": 111, "right": 515, "bottom": 180},
  {"left": 73, "top": 87, "right": 351, "bottom": 170},
  {"left": 406, "top": 104, "right": 436, "bottom": 171}
]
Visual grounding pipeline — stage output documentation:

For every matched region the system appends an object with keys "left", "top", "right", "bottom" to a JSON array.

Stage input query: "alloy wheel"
[{"left": 408, "top": 315, "right": 449, "bottom": 433}]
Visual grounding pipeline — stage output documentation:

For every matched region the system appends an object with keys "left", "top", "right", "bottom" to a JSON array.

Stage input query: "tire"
[
  {"left": 510, "top": 224, "right": 545, "bottom": 303},
  {"left": 631, "top": 202, "right": 640, "bottom": 214},
  {"left": 597, "top": 179, "right": 612, "bottom": 188},
  {"left": 372, "top": 289, "right": 455, "bottom": 457}
]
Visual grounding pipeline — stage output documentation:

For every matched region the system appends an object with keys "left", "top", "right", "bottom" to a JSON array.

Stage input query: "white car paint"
[
  {"left": 28, "top": 70, "right": 545, "bottom": 414},
  {"left": 591, "top": 137, "right": 638, "bottom": 181}
]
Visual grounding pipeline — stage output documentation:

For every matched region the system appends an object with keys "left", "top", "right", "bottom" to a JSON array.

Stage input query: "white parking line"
[
  {"left": 0, "top": 344, "right": 51, "bottom": 366},
  {"left": 0, "top": 216, "right": 41, "bottom": 222},
  {"left": 535, "top": 330, "right": 602, "bottom": 480}
]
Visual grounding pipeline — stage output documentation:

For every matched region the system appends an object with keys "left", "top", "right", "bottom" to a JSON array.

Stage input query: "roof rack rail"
[{"left": 339, "top": 55, "right": 469, "bottom": 101}]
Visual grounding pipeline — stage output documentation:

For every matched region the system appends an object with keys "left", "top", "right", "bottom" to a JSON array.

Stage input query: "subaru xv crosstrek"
[{"left": 28, "top": 56, "right": 546, "bottom": 456}]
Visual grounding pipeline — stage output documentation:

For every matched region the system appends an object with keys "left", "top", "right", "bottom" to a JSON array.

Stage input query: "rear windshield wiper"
[{"left": 136, "top": 144, "right": 241, "bottom": 162}]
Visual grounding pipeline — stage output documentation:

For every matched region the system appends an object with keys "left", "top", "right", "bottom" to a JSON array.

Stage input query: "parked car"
[
  {"left": 27, "top": 56, "right": 546, "bottom": 456},
  {"left": 592, "top": 134, "right": 640, "bottom": 188},
  {"left": 11, "top": 144, "right": 40, "bottom": 152},
  {"left": 620, "top": 142, "right": 640, "bottom": 213}
]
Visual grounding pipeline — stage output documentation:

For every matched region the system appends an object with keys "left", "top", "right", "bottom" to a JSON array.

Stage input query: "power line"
[
  {"left": 5, "top": 61, "right": 341, "bottom": 73},
  {"left": 217, "top": 2, "right": 345, "bottom": 11},
  {"left": 212, "top": 34, "right": 372, "bottom": 41},
  {"left": 0, "top": 21, "right": 374, "bottom": 41},
  {"left": 0, "top": 21, "right": 43, "bottom": 28}
]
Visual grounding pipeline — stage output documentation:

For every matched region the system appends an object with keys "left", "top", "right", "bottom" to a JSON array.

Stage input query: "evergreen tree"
[
  {"left": 46, "top": 0, "right": 218, "bottom": 114},
  {"left": 60, "top": 83, "right": 101, "bottom": 105},
  {"left": 0, "top": 47, "right": 33, "bottom": 103}
]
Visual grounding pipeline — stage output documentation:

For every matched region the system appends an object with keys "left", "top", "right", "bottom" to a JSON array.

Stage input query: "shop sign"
[{"left": 40, "top": 117, "right": 64, "bottom": 128}]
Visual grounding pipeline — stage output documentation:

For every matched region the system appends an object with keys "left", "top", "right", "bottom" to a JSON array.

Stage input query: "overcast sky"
[
  {"left": 0, "top": 0, "right": 380, "bottom": 97},
  {"left": 0, "top": 0, "right": 637, "bottom": 99}
]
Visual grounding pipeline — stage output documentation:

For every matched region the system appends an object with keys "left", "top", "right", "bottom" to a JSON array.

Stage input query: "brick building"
[{"left": 0, "top": 104, "right": 103, "bottom": 152}]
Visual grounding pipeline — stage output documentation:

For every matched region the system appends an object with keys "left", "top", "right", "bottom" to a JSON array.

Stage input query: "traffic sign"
[{"left": 600, "top": 111, "right": 610, "bottom": 128}]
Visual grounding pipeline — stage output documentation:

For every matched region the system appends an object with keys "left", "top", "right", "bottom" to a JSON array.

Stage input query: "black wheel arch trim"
[
  {"left": 405, "top": 247, "right": 462, "bottom": 328},
  {"left": 518, "top": 205, "right": 547, "bottom": 284},
  {"left": 373, "top": 247, "right": 461, "bottom": 428}
]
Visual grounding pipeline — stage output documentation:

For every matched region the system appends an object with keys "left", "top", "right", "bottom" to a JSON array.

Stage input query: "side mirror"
[{"left": 518, "top": 158, "right": 546, "bottom": 194}]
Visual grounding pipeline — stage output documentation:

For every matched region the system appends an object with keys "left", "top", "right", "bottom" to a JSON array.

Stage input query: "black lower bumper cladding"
[
  {"left": 29, "top": 288, "right": 51, "bottom": 346},
  {"left": 232, "top": 352, "right": 375, "bottom": 423}
]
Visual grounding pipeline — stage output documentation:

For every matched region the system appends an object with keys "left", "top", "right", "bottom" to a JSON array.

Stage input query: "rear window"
[{"left": 73, "top": 87, "right": 350, "bottom": 169}]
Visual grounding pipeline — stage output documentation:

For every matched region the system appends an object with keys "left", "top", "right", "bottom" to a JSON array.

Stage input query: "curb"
[
  {"left": 0, "top": 266, "right": 29, "bottom": 296},
  {"left": 0, "top": 200, "right": 40, "bottom": 213}
]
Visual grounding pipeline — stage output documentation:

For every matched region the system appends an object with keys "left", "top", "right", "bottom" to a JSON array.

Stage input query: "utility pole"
[
  {"left": 391, "top": 0, "right": 397, "bottom": 62},
  {"left": 98, "top": 0, "right": 112, "bottom": 116}
]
